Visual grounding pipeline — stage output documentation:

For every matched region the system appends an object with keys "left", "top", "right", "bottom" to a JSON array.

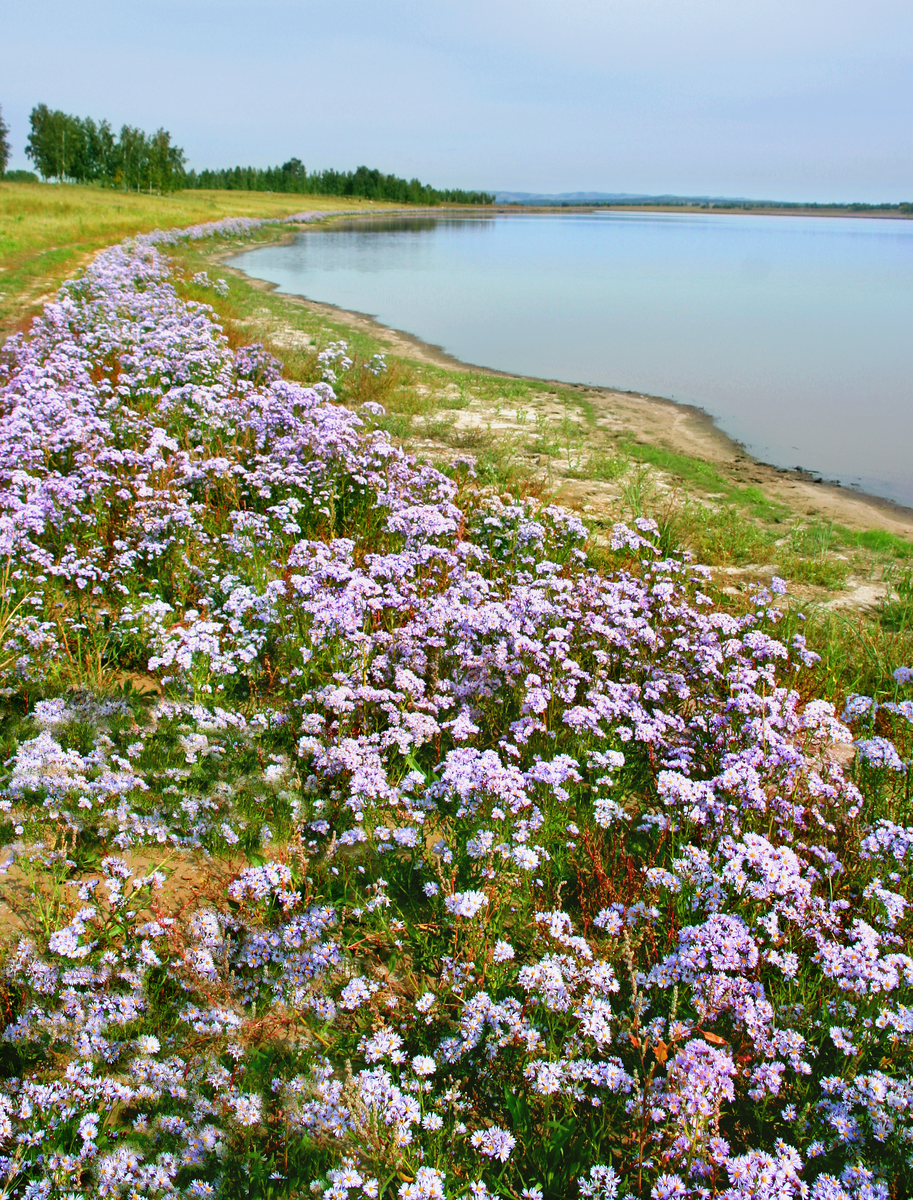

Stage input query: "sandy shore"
[{"left": 214, "top": 239, "right": 913, "bottom": 544}]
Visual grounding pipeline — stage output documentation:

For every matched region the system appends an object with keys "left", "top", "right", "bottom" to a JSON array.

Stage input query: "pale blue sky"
[{"left": 4, "top": 0, "right": 912, "bottom": 200}]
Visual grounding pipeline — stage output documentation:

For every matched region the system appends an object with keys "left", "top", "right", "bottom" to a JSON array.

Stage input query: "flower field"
[{"left": 0, "top": 218, "right": 911, "bottom": 1200}]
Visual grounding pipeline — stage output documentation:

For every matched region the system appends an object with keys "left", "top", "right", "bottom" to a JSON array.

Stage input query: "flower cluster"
[{"left": 0, "top": 216, "right": 911, "bottom": 1199}]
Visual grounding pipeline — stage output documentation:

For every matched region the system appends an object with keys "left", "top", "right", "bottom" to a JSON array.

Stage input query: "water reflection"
[{"left": 329, "top": 215, "right": 496, "bottom": 234}]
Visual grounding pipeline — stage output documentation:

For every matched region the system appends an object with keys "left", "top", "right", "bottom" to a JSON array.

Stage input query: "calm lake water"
[{"left": 228, "top": 212, "right": 913, "bottom": 508}]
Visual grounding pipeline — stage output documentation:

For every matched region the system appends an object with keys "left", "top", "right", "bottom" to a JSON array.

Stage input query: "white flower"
[
  {"left": 78, "top": 1113, "right": 99, "bottom": 1142},
  {"left": 470, "top": 1126, "right": 516, "bottom": 1162},
  {"left": 229, "top": 1093, "right": 262, "bottom": 1127},
  {"left": 445, "top": 890, "right": 488, "bottom": 919}
]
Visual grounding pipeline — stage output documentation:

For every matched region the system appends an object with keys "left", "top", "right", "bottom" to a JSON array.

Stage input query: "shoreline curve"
[{"left": 215, "top": 223, "right": 913, "bottom": 540}]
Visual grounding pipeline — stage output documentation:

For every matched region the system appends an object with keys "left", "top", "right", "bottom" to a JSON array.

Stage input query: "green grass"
[
  {"left": 853, "top": 528, "right": 913, "bottom": 557},
  {"left": 880, "top": 566, "right": 913, "bottom": 634},
  {"left": 676, "top": 500, "right": 776, "bottom": 566},
  {"left": 585, "top": 450, "right": 629, "bottom": 482},
  {"left": 622, "top": 440, "right": 732, "bottom": 493},
  {"left": 620, "top": 443, "right": 790, "bottom": 521}
]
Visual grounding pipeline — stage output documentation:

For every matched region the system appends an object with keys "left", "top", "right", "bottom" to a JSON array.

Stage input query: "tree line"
[
  {"left": 184, "top": 158, "right": 494, "bottom": 205},
  {"left": 3, "top": 104, "right": 493, "bottom": 204}
]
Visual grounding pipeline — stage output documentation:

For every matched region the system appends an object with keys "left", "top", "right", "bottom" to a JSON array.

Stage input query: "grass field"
[{"left": 0, "top": 180, "right": 387, "bottom": 337}]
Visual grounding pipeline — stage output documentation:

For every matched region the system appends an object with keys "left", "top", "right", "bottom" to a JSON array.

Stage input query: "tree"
[
  {"left": 24, "top": 105, "right": 184, "bottom": 191},
  {"left": 25, "top": 105, "right": 78, "bottom": 181},
  {"left": 89, "top": 119, "right": 117, "bottom": 181},
  {"left": 24, "top": 104, "right": 53, "bottom": 178},
  {"left": 0, "top": 106, "right": 10, "bottom": 175},
  {"left": 148, "top": 128, "right": 185, "bottom": 193},
  {"left": 281, "top": 158, "right": 306, "bottom": 192},
  {"left": 117, "top": 125, "right": 147, "bottom": 192}
]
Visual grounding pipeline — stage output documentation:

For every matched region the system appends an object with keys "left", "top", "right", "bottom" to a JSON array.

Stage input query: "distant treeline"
[
  {"left": 727, "top": 201, "right": 913, "bottom": 213},
  {"left": 12, "top": 104, "right": 492, "bottom": 204},
  {"left": 647, "top": 199, "right": 913, "bottom": 214},
  {"left": 184, "top": 159, "right": 494, "bottom": 205}
]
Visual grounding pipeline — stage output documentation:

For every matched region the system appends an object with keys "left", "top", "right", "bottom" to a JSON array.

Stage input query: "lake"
[{"left": 228, "top": 211, "right": 913, "bottom": 508}]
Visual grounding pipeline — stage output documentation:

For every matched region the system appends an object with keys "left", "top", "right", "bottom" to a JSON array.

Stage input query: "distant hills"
[
  {"left": 494, "top": 191, "right": 752, "bottom": 205},
  {"left": 493, "top": 191, "right": 912, "bottom": 211}
]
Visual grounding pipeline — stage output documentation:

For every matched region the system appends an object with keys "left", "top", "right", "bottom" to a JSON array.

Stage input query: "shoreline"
[
  {"left": 334, "top": 202, "right": 913, "bottom": 221},
  {"left": 214, "top": 224, "right": 913, "bottom": 540},
  {"left": 494, "top": 204, "right": 913, "bottom": 220}
]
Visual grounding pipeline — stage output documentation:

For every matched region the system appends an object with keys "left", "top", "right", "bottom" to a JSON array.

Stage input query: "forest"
[{"left": 24, "top": 104, "right": 185, "bottom": 192}]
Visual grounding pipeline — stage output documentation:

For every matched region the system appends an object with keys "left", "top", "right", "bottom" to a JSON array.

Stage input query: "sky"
[{"left": 3, "top": 0, "right": 912, "bottom": 201}]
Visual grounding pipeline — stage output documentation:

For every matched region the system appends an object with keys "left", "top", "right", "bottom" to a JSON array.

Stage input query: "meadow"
[
  {"left": 0, "top": 181, "right": 384, "bottom": 339},
  {"left": 0, "top": 187, "right": 912, "bottom": 1200}
]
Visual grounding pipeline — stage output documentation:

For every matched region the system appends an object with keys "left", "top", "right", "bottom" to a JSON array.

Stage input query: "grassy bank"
[
  {"left": 3, "top": 184, "right": 912, "bottom": 700},
  {"left": 0, "top": 180, "right": 387, "bottom": 337}
]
